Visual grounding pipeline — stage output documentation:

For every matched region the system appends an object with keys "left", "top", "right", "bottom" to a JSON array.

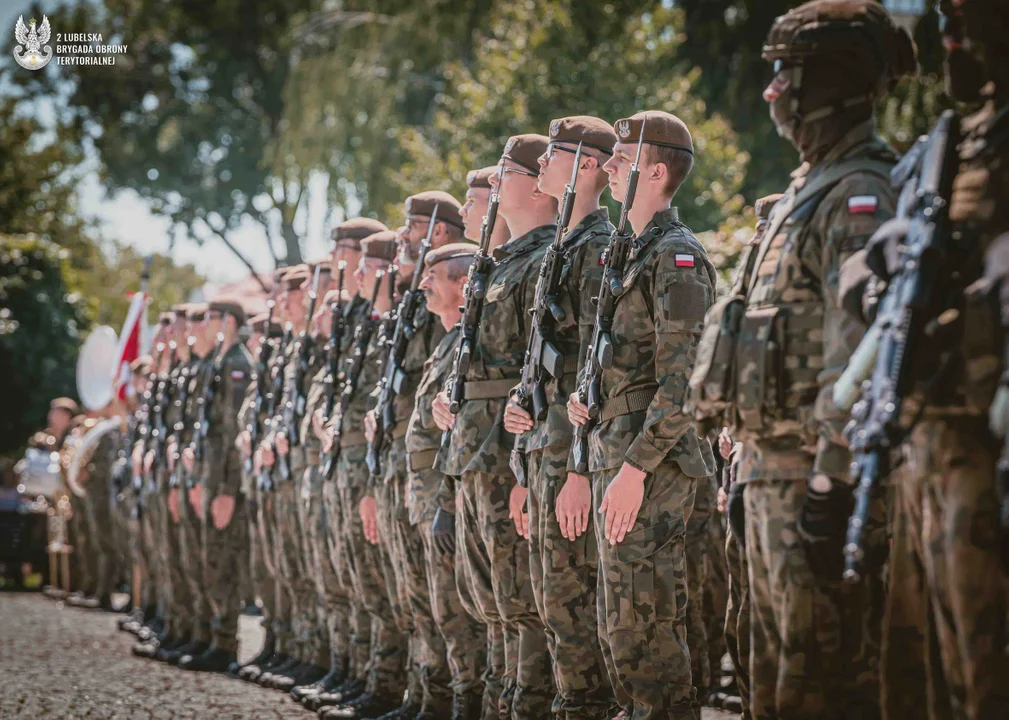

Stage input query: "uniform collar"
[
  {"left": 493, "top": 223, "right": 555, "bottom": 261},
  {"left": 793, "top": 119, "right": 878, "bottom": 180},
  {"left": 562, "top": 207, "right": 610, "bottom": 247}
]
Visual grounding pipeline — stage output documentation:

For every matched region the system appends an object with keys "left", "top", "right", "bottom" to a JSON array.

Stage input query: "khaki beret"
[
  {"left": 129, "top": 355, "right": 153, "bottom": 374},
  {"left": 249, "top": 312, "right": 283, "bottom": 338},
  {"left": 158, "top": 312, "right": 174, "bottom": 325},
  {"left": 186, "top": 303, "right": 208, "bottom": 321},
  {"left": 362, "top": 230, "right": 400, "bottom": 262},
  {"left": 330, "top": 217, "right": 388, "bottom": 247},
  {"left": 755, "top": 193, "right": 785, "bottom": 220},
  {"left": 309, "top": 259, "right": 333, "bottom": 276},
  {"left": 612, "top": 112, "right": 693, "bottom": 155},
  {"left": 283, "top": 265, "right": 311, "bottom": 291},
  {"left": 425, "top": 242, "right": 479, "bottom": 268},
  {"left": 466, "top": 166, "right": 497, "bottom": 189},
  {"left": 405, "top": 190, "right": 464, "bottom": 230},
  {"left": 170, "top": 303, "right": 189, "bottom": 315},
  {"left": 548, "top": 115, "right": 618, "bottom": 155},
  {"left": 208, "top": 296, "right": 247, "bottom": 325},
  {"left": 51, "top": 397, "right": 80, "bottom": 415},
  {"left": 502, "top": 134, "right": 549, "bottom": 175}
]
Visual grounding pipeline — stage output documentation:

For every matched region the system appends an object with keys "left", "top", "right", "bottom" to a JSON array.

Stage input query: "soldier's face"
[
  {"left": 460, "top": 187, "right": 489, "bottom": 243},
  {"left": 537, "top": 142, "right": 577, "bottom": 199},
  {"left": 493, "top": 160, "right": 539, "bottom": 212},
  {"left": 48, "top": 408, "right": 71, "bottom": 434},
  {"left": 764, "top": 63, "right": 796, "bottom": 140},
  {"left": 421, "top": 263, "right": 460, "bottom": 318},
  {"left": 247, "top": 331, "right": 263, "bottom": 357},
  {"left": 284, "top": 288, "right": 306, "bottom": 322},
  {"left": 603, "top": 142, "right": 634, "bottom": 203},
  {"left": 356, "top": 258, "right": 388, "bottom": 297}
]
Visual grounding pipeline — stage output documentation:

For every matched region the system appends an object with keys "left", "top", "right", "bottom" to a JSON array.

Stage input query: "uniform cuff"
[
  {"left": 625, "top": 434, "right": 666, "bottom": 474},
  {"left": 813, "top": 438, "right": 852, "bottom": 483}
]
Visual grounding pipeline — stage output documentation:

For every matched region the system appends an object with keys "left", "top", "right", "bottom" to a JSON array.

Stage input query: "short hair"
[
  {"left": 439, "top": 221, "right": 465, "bottom": 243},
  {"left": 649, "top": 145, "right": 694, "bottom": 196},
  {"left": 443, "top": 255, "right": 476, "bottom": 282}
]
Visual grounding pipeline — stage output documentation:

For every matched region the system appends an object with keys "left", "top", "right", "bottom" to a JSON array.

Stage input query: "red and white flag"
[{"left": 112, "top": 290, "right": 148, "bottom": 400}]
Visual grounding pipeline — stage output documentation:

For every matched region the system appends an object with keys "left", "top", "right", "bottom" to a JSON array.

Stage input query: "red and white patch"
[
  {"left": 674, "top": 253, "right": 695, "bottom": 268},
  {"left": 847, "top": 195, "right": 878, "bottom": 214},
  {"left": 231, "top": 370, "right": 245, "bottom": 381}
]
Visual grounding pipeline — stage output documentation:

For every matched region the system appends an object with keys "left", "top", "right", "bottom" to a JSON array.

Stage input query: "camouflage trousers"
[
  {"left": 85, "top": 479, "right": 125, "bottom": 599},
  {"left": 412, "top": 469, "right": 488, "bottom": 699},
  {"left": 685, "top": 473, "right": 714, "bottom": 700},
  {"left": 297, "top": 464, "right": 331, "bottom": 668},
  {"left": 141, "top": 481, "right": 170, "bottom": 621},
  {"left": 179, "top": 477, "right": 212, "bottom": 644},
  {"left": 744, "top": 479, "right": 884, "bottom": 720},
  {"left": 162, "top": 485, "right": 197, "bottom": 639},
  {"left": 461, "top": 470, "right": 554, "bottom": 720},
  {"left": 456, "top": 472, "right": 512, "bottom": 720},
  {"left": 70, "top": 497, "right": 97, "bottom": 595},
  {"left": 591, "top": 461, "right": 696, "bottom": 719},
  {"left": 882, "top": 417, "right": 1009, "bottom": 720},
  {"left": 201, "top": 488, "right": 248, "bottom": 652},
  {"left": 257, "top": 472, "right": 295, "bottom": 656},
  {"left": 526, "top": 445, "right": 613, "bottom": 720},
  {"left": 723, "top": 514, "right": 751, "bottom": 718},
  {"left": 704, "top": 509, "right": 728, "bottom": 680},
  {"left": 243, "top": 475, "right": 276, "bottom": 625},
  {"left": 339, "top": 447, "right": 407, "bottom": 697}
]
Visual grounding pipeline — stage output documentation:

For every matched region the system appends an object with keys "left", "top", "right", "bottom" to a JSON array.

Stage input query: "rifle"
[
  {"left": 324, "top": 270, "right": 386, "bottom": 479},
  {"left": 278, "top": 265, "right": 323, "bottom": 481},
  {"left": 150, "top": 340, "right": 180, "bottom": 475},
  {"left": 833, "top": 109, "right": 962, "bottom": 583},
  {"left": 510, "top": 144, "right": 583, "bottom": 485},
  {"left": 245, "top": 299, "right": 277, "bottom": 474},
  {"left": 168, "top": 338, "right": 198, "bottom": 489},
  {"left": 447, "top": 164, "right": 506, "bottom": 414},
  {"left": 257, "top": 326, "right": 293, "bottom": 491},
  {"left": 318, "top": 262, "right": 348, "bottom": 478},
  {"left": 368, "top": 205, "right": 440, "bottom": 477},
  {"left": 572, "top": 120, "right": 648, "bottom": 473},
  {"left": 190, "top": 328, "right": 227, "bottom": 486}
]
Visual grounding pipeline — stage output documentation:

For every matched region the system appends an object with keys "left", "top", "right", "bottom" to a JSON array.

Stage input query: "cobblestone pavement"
[{"left": 0, "top": 592, "right": 738, "bottom": 719}]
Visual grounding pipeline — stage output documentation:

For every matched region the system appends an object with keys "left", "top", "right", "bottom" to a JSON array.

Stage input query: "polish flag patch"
[
  {"left": 231, "top": 370, "right": 245, "bottom": 381},
  {"left": 674, "top": 254, "right": 695, "bottom": 268},
  {"left": 847, "top": 195, "right": 878, "bottom": 214}
]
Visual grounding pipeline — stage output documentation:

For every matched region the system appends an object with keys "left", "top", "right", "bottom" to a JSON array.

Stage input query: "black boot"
[
  {"left": 450, "top": 692, "right": 482, "bottom": 720},
  {"left": 293, "top": 663, "right": 346, "bottom": 702},
  {"left": 241, "top": 651, "right": 287, "bottom": 682},
  {"left": 305, "top": 677, "right": 366, "bottom": 712},
  {"left": 258, "top": 655, "right": 300, "bottom": 687},
  {"left": 276, "top": 663, "right": 327, "bottom": 692},
  {"left": 319, "top": 692, "right": 399, "bottom": 719},
  {"left": 178, "top": 645, "right": 237, "bottom": 672},
  {"left": 160, "top": 639, "right": 210, "bottom": 666}
]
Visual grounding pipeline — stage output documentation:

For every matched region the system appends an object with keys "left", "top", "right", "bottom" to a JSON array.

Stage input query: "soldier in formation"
[{"left": 37, "top": 3, "right": 1009, "bottom": 720}]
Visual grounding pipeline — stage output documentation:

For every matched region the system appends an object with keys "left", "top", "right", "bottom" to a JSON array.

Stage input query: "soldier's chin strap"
[{"left": 787, "top": 62, "right": 875, "bottom": 135}]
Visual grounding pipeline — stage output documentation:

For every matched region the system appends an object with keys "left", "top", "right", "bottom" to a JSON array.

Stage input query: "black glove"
[
  {"left": 797, "top": 480, "right": 854, "bottom": 584},
  {"left": 432, "top": 508, "right": 456, "bottom": 556},
  {"left": 726, "top": 482, "right": 746, "bottom": 548}
]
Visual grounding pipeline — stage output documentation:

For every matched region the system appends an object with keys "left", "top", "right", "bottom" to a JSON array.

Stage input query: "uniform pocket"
[
  {"left": 735, "top": 307, "right": 782, "bottom": 431},
  {"left": 689, "top": 293, "right": 745, "bottom": 420}
]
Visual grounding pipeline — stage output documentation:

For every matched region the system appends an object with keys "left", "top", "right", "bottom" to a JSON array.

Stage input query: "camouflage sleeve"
[
  {"left": 807, "top": 173, "right": 897, "bottom": 481},
  {"left": 624, "top": 249, "right": 714, "bottom": 473},
  {"left": 436, "top": 473, "right": 455, "bottom": 515},
  {"left": 209, "top": 349, "right": 252, "bottom": 495}
]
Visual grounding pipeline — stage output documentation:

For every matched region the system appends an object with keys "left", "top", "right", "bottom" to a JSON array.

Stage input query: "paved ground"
[{"left": 0, "top": 592, "right": 738, "bottom": 719}]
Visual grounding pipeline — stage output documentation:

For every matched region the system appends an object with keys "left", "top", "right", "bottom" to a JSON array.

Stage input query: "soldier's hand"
[
  {"left": 276, "top": 433, "right": 290, "bottom": 456},
  {"left": 716, "top": 486, "right": 728, "bottom": 514},
  {"left": 718, "top": 427, "right": 733, "bottom": 460},
  {"left": 189, "top": 484, "right": 204, "bottom": 520},
  {"left": 321, "top": 428, "right": 334, "bottom": 454},
  {"left": 556, "top": 472, "right": 591, "bottom": 540},
  {"left": 364, "top": 411, "right": 377, "bottom": 443},
  {"left": 726, "top": 482, "right": 746, "bottom": 548},
  {"left": 143, "top": 450, "right": 155, "bottom": 474},
  {"left": 359, "top": 495, "right": 379, "bottom": 545},
  {"left": 599, "top": 463, "right": 646, "bottom": 545},
  {"left": 432, "top": 391, "right": 456, "bottom": 431},
  {"left": 210, "top": 493, "right": 235, "bottom": 530},
  {"left": 432, "top": 508, "right": 456, "bottom": 555},
  {"left": 166, "top": 442, "right": 178, "bottom": 471},
  {"left": 236, "top": 430, "right": 252, "bottom": 457},
  {"left": 312, "top": 409, "right": 328, "bottom": 441},
  {"left": 796, "top": 475, "right": 853, "bottom": 583},
  {"left": 131, "top": 446, "right": 144, "bottom": 476},
  {"left": 503, "top": 399, "right": 534, "bottom": 434},
  {"left": 167, "top": 488, "right": 180, "bottom": 524},
  {"left": 259, "top": 444, "right": 275, "bottom": 468},
  {"left": 181, "top": 447, "right": 195, "bottom": 473},
  {"left": 567, "top": 393, "right": 590, "bottom": 427},
  {"left": 509, "top": 483, "right": 530, "bottom": 539}
]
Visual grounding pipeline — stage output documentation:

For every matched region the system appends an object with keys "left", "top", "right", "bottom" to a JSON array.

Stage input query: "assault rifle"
[
  {"left": 168, "top": 338, "right": 198, "bottom": 489},
  {"left": 191, "top": 328, "right": 227, "bottom": 486},
  {"left": 510, "top": 144, "right": 583, "bottom": 485},
  {"left": 257, "top": 326, "right": 293, "bottom": 491},
  {"left": 833, "top": 110, "right": 962, "bottom": 583},
  {"left": 572, "top": 121, "right": 648, "bottom": 473},
  {"left": 150, "top": 341, "right": 179, "bottom": 475},
  {"left": 447, "top": 164, "right": 506, "bottom": 413},
  {"left": 318, "top": 262, "right": 348, "bottom": 478},
  {"left": 278, "top": 266, "right": 323, "bottom": 481},
  {"left": 245, "top": 299, "right": 276, "bottom": 474},
  {"left": 324, "top": 270, "right": 386, "bottom": 479},
  {"left": 368, "top": 205, "right": 440, "bottom": 477}
]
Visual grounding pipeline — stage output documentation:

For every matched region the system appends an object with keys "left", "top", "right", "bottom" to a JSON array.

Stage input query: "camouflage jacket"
[
  {"left": 203, "top": 341, "right": 253, "bottom": 496},
  {"left": 266, "top": 332, "right": 323, "bottom": 468},
  {"left": 83, "top": 420, "right": 122, "bottom": 506},
  {"left": 437, "top": 224, "right": 554, "bottom": 477},
  {"left": 407, "top": 325, "right": 459, "bottom": 523},
  {"left": 735, "top": 120, "right": 898, "bottom": 483},
  {"left": 519, "top": 208, "right": 613, "bottom": 456},
  {"left": 583, "top": 207, "right": 717, "bottom": 477}
]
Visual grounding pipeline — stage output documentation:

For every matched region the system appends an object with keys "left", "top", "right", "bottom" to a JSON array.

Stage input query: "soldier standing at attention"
[
  {"left": 689, "top": 2, "right": 915, "bottom": 717},
  {"left": 566, "top": 111, "right": 716, "bottom": 720},
  {"left": 433, "top": 134, "right": 558, "bottom": 720},
  {"left": 178, "top": 298, "right": 254, "bottom": 672},
  {"left": 502, "top": 116, "right": 617, "bottom": 720}
]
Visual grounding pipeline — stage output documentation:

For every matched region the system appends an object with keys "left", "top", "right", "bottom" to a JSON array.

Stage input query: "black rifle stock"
[
  {"left": 319, "top": 263, "right": 347, "bottom": 479},
  {"left": 245, "top": 299, "right": 276, "bottom": 474},
  {"left": 257, "top": 327, "right": 292, "bottom": 491}
]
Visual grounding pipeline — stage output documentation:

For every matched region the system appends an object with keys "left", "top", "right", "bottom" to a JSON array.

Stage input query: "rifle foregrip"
[{"left": 843, "top": 452, "right": 879, "bottom": 584}]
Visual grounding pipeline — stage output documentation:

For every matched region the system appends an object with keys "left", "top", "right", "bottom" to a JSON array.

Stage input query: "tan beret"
[
  {"left": 51, "top": 397, "right": 80, "bottom": 415},
  {"left": 362, "top": 230, "right": 400, "bottom": 262},
  {"left": 208, "top": 296, "right": 247, "bottom": 325},
  {"left": 612, "top": 111, "right": 693, "bottom": 155},
  {"left": 425, "top": 242, "right": 479, "bottom": 268},
  {"left": 309, "top": 259, "right": 333, "bottom": 276},
  {"left": 170, "top": 303, "right": 189, "bottom": 315},
  {"left": 502, "top": 134, "right": 549, "bottom": 175},
  {"left": 129, "top": 355, "right": 153, "bottom": 374},
  {"left": 283, "top": 265, "right": 311, "bottom": 291},
  {"left": 249, "top": 312, "right": 283, "bottom": 337},
  {"left": 330, "top": 217, "right": 388, "bottom": 247},
  {"left": 466, "top": 166, "right": 497, "bottom": 189},
  {"left": 186, "top": 303, "right": 208, "bottom": 321},
  {"left": 548, "top": 115, "right": 618, "bottom": 155},
  {"left": 755, "top": 193, "right": 785, "bottom": 220},
  {"left": 405, "top": 190, "right": 464, "bottom": 230}
]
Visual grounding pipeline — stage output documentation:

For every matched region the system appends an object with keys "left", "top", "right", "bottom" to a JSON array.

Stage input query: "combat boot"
[
  {"left": 230, "top": 628, "right": 275, "bottom": 676},
  {"left": 366, "top": 700, "right": 421, "bottom": 719},
  {"left": 133, "top": 632, "right": 177, "bottom": 659},
  {"left": 118, "top": 608, "right": 143, "bottom": 631},
  {"left": 178, "top": 645, "right": 237, "bottom": 673},
  {"left": 450, "top": 692, "right": 481, "bottom": 720},
  {"left": 258, "top": 655, "right": 299, "bottom": 687},
  {"left": 241, "top": 651, "right": 288, "bottom": 682},
  {"left": 319, "top": 692, "right": 399, "bottom": 719},
  {"left": 276, "top": 663, "right": 326, "bottom": 692},
  {"left": 160, "top": 639, "right": 210, "bottom": 666},
  {"left": 305, "top": 677, "right": 366, "bottom": 712},
  {"left": 293, "top": 663, "right": 346, "bottom": 702}
]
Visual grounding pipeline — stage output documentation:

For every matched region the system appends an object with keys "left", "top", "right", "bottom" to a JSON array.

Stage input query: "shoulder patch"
[
  {"left": 674, "top": 254, "right": 695, "bottom": 268},
  {"left": 231, "top": 370, "right": 245, "bottom": 381},
  {"left": 847, "top": 195, "right": 878, "bottom": 214}
]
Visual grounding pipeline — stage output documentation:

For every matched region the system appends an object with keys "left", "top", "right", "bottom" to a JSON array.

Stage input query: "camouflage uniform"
[
  {"left": 199, "top": 341, "right": 253, "bottom": 652},
  {"left": 582, "top": 206, "right": 716, "bottom": 718},
  {"left": 514, "top": 208, "right": 615, "bottom": 719},
  {"left": 703, "top": 492, "right": 728, "bottom": 683},
  {"left": 438, "top": 223, "right": 556, "bottom": 719},
  {"left": 407, "top": 324, "right": 489, "bottom": 710},
  {"left": 729, "top": 120, "right": 898, "bottom": 718},
  {"left": 82, "top": 421, "right": 125, "bottom": 600},
  {"left": 684, "top": 471, "right": 716, "bottom": 700}
]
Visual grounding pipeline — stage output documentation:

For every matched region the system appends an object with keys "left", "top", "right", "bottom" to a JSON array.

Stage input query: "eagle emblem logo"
[
  {"left": 13, "top": 15, "right": 53, "bottom": 71},
  {"left": 549, "top": 120, "right": 561, "bottom": 137},
  {"left": 616, "top": 120, "right": 631, "bottom": 139},
  {"left": 504, "top": 138, "right": 516, "bottom": 154}
]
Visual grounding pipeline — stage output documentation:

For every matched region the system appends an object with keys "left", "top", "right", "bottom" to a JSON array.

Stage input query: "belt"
[
  {"left": 599, "top": 389, "right": 656, "bottom": 422},
  {"left": 463, "top": 378, "right": 519, "bottom": 400},
  {"left": 339, "top": 430, "right": 367, "bottom": 448},
  {"left": 407, "top": 448, "right": 439, "bottom": 473}
]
